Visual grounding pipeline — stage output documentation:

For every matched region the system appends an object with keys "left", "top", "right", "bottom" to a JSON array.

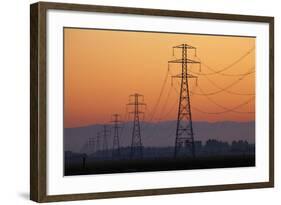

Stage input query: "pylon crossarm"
[
  {"left": 172, "top": 74, "right": 198, "bottom": 79},
  {"left": 129, "top": 93, "right": 144, "bottom": 101},
  {"left": 188, "top": 74, "right": 198, "bottom": 79},
  {"left": 129, "top": 93, "right": 143, "bottom": 97},
  {"left": 111, "top": 121, "right": 122, "bottom": 124},
  {"left": 127, "top": 102, "right": 146, "bottom": 106},
  {"left": 128, "top": 111, "right": 144, "bottom": 114},
  {"left": 168, "top": 59, "right": 200, "bottom": 64},
  {"left": 173, "top": 44, "right": 196, "bottom": 49}
]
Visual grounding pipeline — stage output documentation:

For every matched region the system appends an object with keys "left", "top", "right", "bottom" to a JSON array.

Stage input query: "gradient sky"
[{"left": 64, "top": 28, "right": 255, "bottom": 128}]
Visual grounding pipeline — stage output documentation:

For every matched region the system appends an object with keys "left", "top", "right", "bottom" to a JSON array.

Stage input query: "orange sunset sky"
[{"left": 64, "top": 28, "right": 255, "bottom": 128}]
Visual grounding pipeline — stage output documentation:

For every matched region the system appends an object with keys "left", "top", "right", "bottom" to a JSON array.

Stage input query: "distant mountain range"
[{"left": 64, "top": 121, "right": 255, "bottom": 153}]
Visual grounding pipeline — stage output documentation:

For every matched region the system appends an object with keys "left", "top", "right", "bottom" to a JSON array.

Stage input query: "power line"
[
  {"left": 192, "top": 96, "right": 255, "bottom": 115},
  {"left": 143, "top": 86, "right": 180, "bottom": 141},
  {"left": 196, "top": 85, "right": 255, "bottom": 114},
  {"left": 160, "top": 98, "right": 178, "bottom": 120},
  {"left": 156, "top": 85, "right": 174, "bottom": 121},
  {"left": 170, "top": 78, "right": 255, "bottom": 114},
  {"left": 202, "top": 71, "right": 255, "bottom": 95},
  {"left": 199, "top": 62, "right": 255, "bottom": 77},
  {"left": 147, "top": 66, "right": 170, "bottom": 122},
  {"left": 190, "top": 47, "right": 255, "bottom": 76},
  {"left": 160, "top": 84, "right": 198, "bottom": 121},
  {"left": 170, "top": 64, "right": 255, "bottom": 96},
  {"left": 139, "top": 67, "right": 170, "bottom": 139},
  {"left": 141, "top": 69, "right": 177, "bottom": 139},
  {"left": 190, "top": 68, "right": 255, "bottom": 96}
]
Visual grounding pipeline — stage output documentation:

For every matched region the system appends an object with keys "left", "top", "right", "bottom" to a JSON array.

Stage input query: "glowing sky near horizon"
[{"left": 64, "top": 28, "right": 255, "bottom": 128}]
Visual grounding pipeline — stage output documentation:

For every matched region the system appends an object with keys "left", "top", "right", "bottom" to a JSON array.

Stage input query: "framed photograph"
[{"left": 30, "top": 1, "right": 274, "bottom": 202}]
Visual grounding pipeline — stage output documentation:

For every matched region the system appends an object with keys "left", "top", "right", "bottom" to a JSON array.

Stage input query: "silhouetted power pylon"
[
  {"left": 85, "top": 139, "right": 90, "bottom": 154},
  {"left": 111, "top": 114, "right": 122, "bottom": 158},
  {"left": 88, "top": 137, "right": 95, "bottom": 154},
  {"left": 102, "top": 125, "right": 110, "bottom": 157},
  {"left": 127, "top": 93, "right": 146, "bottom": 159},
  {"left": 96, "top": 132, "right": 101, "bottom": 152},
  {"left": 169, "top": 43, "right": 201, "bottom": 158}
]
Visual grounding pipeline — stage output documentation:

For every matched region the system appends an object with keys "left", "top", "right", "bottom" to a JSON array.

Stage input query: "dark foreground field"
[{"left": 64, "top": 155, "right": 255, "bottom": 176}]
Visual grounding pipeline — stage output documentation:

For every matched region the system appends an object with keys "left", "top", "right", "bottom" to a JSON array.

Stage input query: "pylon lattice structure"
[
  {"left": 102, "top": 125, "right": 110, "bottom": 157},
  {"left": 88, "top": 137, "right": 95, "bottom": 154},
  {"left": 111, "top": 114, "right": 122, "bottom": 158},
  {"left": 127, "top": 93, "right": 146, "bottom": 159},
  {"left": 96, "top": 132, "right": 101, "bottom": 152},
  {"left": 169, "top": 44, "right": 201, "bottom": 158}
]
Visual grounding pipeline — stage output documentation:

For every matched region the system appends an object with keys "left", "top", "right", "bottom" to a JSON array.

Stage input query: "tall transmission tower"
[
  {"left": 127, "top": 93, "right": 146, "bottom": 159},
  {"left": 111, "top": 114, "right": 122, "bottom": 158},
  {"left": 102, "top": 125, "right": 110, "bottom": 158},
  {"left": 88, "top": 137, "right": 95, "bottom": 154},
  {"left": 169, "top": 43, "right": 201, "bottom": 158},
  {"left": 85, "top": 139, "right": 90, "bottom": 154},
  {"left": 96, "top": 132, "right": 101, "bottom": 153}
]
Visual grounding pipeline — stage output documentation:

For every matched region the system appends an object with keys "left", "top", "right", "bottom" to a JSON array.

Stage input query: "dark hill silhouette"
[{"left": 64, "top": 121, "right": 255, "bottom": 153}]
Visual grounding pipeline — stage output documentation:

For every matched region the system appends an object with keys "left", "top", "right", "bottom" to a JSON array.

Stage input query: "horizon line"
[{"left": 64, "top": 119, "right": 255, "bottom": 129}]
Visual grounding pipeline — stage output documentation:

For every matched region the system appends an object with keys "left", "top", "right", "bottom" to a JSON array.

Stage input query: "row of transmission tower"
[
  {"left": 87, "top": 93, "right": 147, "bottom": 159},
  {"left": 86, "top": 43, "right": 200, "bottom": 159}
]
